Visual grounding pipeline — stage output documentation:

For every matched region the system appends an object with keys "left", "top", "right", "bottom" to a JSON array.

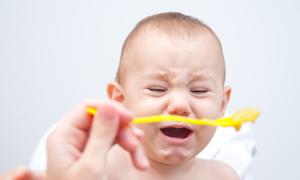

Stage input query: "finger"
[
  {"left": 130, "top": 145, "right": 149, "bottom": 171},
  {"left": 46, "top": 99, "right": 105, "bottom": 173},
  {"left": 9, "top": 167, "right": 45, "bottom": 180},
  {"left": 132, "top": 126, "right": 144, "bottom": 140},
  {"left": 117, "top": 126, "right": 149, "bottom": 171},
  {"left": 80, "top": 102, "right": 120, "bottom": 167},
  {"left": 12, "top": 168, "right": 29, "bottom": 180},
  {"left": 49, "top": 99, "right": 127, "bottom": 152},
  {"left": 9, "top": 167, "right": 28, "bottom": 180},
  {"left": 89, "top": 100, "right": 133, "bottom": 127},
  {"left": 47, "top": 99, "right": 133, "bottom": 172},
  {"left": 117, "top": 126, "right": 138, "bottom": 152},
  {"left": 13, "top": 171, "right": 45, "bottom": 180}
]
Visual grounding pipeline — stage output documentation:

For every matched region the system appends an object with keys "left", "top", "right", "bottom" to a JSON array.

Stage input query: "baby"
[
  {"left": 1, "top": 12, "right": 239, "bottom": 180},
  {"left": 103, "top": 12, "right": 237, "bottom": 179}
]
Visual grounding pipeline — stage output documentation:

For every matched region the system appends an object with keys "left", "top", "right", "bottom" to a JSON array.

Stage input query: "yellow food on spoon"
[{"left": 87, "top": 107, "right": 260, "bottom": 131}]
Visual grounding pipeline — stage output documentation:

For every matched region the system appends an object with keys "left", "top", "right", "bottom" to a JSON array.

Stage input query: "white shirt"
[{"left": 29, "top": 123, "right": 256, "bottom": 180}]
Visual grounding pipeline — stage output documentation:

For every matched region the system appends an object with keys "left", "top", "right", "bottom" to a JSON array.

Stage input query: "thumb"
[{"left": 80, "top": 102, "right": 120, "bottom": 167}]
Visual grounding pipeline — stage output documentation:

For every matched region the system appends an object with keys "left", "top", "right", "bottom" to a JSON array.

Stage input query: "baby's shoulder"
[{"left": 195, "top": 159, "right": 240, "bottom": 180}]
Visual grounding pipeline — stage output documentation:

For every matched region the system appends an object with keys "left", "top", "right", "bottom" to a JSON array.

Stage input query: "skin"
[
  {"left": 1, "top": 27, "right": 239, "bottom": 180},
  {"left": 0, "top": 100, "right": 147, "bottom": 180},
  {"left": 106, "top": 28, "right": 237, "bottom": 179}
]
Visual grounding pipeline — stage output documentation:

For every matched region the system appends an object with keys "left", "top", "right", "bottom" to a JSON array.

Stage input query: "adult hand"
[
  {"left": 1, "top": 100, "right": 148, "bottom": 180},
  {"left": 45, "top": 100, "right": 148, "bottom": 179},
  {"left": 47, "top": 101, "right": 148, "bottom": 179}
]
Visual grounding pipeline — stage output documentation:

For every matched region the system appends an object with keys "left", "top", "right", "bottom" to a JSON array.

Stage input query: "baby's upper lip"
[{"left": 159, "top": 122, "right": 194, "bottom": 131}]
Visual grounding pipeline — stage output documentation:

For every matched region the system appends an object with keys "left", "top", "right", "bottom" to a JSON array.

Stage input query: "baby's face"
[{"left": 118, "top": 30, "right": 229, "bottom": 165}]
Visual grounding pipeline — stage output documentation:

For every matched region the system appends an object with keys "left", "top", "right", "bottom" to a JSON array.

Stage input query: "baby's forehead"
[
  {"left": 116, "top": 13, "right": 225, "bottom": 85},
  {"left": 119, "top": 29, "right": 225, "bottom": 83},
  {"left": 126, "top": 21, "right": 223, "bottom": 60}
]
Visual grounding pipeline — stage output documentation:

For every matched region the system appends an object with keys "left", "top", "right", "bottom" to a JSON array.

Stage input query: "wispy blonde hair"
[{"left": 116, "top": 12, "right": 224, "bottom": 84}]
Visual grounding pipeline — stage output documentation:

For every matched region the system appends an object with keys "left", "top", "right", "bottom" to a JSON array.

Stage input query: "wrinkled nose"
[{"left": 166, "top": 94, "right": 191, "bottom": 116}]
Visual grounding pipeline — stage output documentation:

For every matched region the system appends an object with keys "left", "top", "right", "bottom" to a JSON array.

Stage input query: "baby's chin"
[{"left": 149, "top": 149, "right": 199, "bottom": 166}]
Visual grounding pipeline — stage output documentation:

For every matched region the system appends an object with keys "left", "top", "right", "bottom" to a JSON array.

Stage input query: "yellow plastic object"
[{"left": 86, "top": 107, "right": 260, "bottom": 131}]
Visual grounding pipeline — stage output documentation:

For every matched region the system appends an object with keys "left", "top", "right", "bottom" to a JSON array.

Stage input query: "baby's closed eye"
[
  {"left": 145, "top": 86, "right": 168, "bottom": 97},
  {"left": 148, "top": 87, "right": 167, "bottom": 92},
  {"left": 190, "top": 88, "right": 210, "bottom": 97},
  {"left": 190, "top": 89, "right": 209, "bottom": 94}
]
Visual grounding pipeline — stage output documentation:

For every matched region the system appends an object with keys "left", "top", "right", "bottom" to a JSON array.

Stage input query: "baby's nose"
[{"left": 166, "top": 95, "right": 191, "bottom": 116}]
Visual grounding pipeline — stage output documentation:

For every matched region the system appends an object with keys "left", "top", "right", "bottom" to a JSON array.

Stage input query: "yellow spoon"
[{"left": 87, "top": 107, "right": 260, "bottom": 131}]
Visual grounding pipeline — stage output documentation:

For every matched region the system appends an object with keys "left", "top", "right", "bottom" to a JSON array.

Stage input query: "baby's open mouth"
[{"left": 160, "top": 127, "right": 193, "bottom": 138}]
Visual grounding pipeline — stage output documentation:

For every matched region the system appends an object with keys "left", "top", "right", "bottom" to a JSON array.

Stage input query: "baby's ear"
[
  {"left": 107, "top": 81, "right": 125, "bottom": 103},
  {"left": 220, "top": 86, "right": 231, "bottom": 116}
]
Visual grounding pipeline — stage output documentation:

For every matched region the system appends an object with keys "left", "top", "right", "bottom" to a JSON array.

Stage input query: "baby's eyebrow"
[
  {"left": 190, "top": 71, "right": 213, "bottom": 78},
  {"left": 140, "top": 71, "right": 169, "bottom": 80},
  {"left": 189, "top": 72, "right": 219, "bottom": 85}
]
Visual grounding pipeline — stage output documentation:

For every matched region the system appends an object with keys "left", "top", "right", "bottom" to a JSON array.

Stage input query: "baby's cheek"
[
  {"left": 193, "top": 100, "right": 220, "bottom": 119},
  {"left": 132, "top": 100, "right": 164, "bottom": 117},
  {"left": 134, "top": 124, "right": 159, "bottom": 152},
  {"left": 194, "top": 126, "right": 216, "bottom": 149}
]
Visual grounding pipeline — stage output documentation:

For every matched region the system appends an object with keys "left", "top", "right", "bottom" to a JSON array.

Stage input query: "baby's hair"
[{"left": 116, "top": 12, "right": 224, "bottom": 84}]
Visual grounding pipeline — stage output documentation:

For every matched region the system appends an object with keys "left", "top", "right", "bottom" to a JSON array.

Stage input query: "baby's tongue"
[{"left": 160, "top": 127, "right": 192, "bottom": 138}]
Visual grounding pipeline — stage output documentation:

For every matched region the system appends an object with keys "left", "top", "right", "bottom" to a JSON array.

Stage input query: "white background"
[{"left": 1, "top": 0, "right": 299, "bottom": 179}]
